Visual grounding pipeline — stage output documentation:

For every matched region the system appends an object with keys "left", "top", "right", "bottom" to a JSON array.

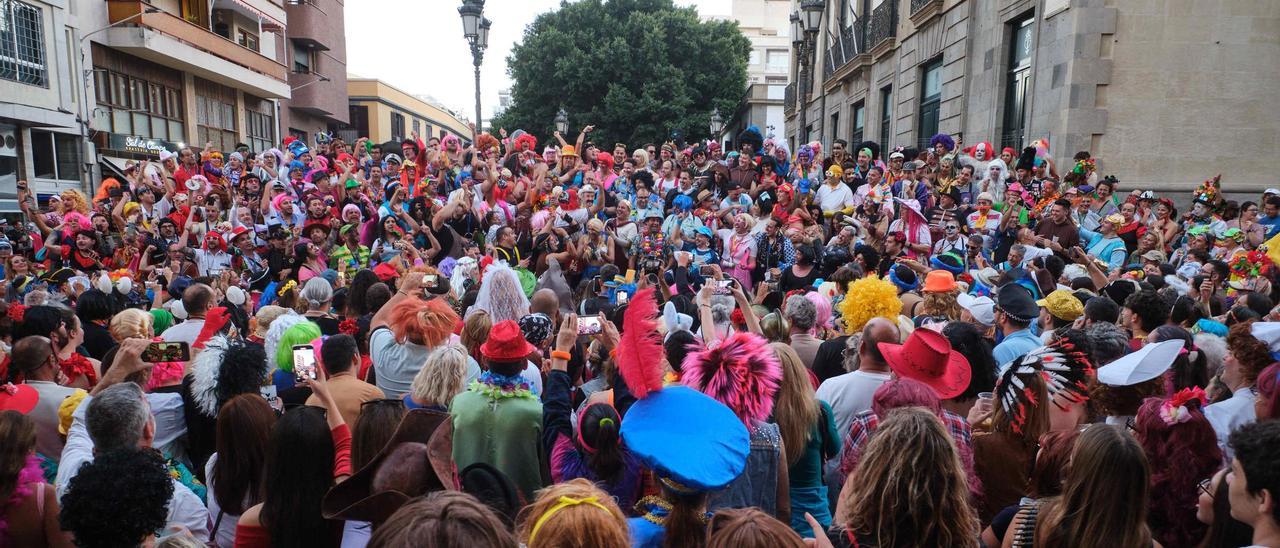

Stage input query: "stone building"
[
  {"left": 720, "top": 0, "right": 793, "bottom": 145},
  {"left": 786, "top": 0, "right": 1280, "bottom": 195}
]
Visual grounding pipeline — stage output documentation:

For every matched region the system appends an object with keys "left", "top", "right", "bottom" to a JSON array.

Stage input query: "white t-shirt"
[
  {"left": 194, "top": 249, "right": 233, "bottom": 277},
  {"left": 815, "top": 369, "right": 892, "bottom": 439},
  {"left": 815, "top": 183, "right": 856, "bottom": 213}
]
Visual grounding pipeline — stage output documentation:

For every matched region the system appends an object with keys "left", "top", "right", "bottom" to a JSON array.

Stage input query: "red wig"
[
  {"left": 388, "top": 297, "right": 459, "bottom": 347},
  {"left": 1134, "top": 395, "right": 1222, "bottom": 548}
]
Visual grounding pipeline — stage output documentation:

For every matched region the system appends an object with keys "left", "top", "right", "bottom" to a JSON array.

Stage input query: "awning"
[
  {"left": 100, "top": 156, "right": 131, "bottom": 180},
  {"left": 231, "top": 0, "right": 286, "bottom": 30}
]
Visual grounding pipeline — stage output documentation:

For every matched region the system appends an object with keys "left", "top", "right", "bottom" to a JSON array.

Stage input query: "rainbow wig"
[
  {"left": 839, "top": 276, "right": 903, "bottom": 332},
  {"left": 681, "top": 332, "right": 782, "bottom": 425}
]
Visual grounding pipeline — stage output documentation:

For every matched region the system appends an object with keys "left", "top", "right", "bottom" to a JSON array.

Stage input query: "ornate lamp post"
[
  {"left": 555, "top": 108, "right": 569, "bottom": 135},
  {"left": 459, "top": 0, "right": 489, "bottom": 134},
  {"left": 793, "top": 0, "right": 824, "bottom": 145},
  {"left": 709, "top": 108, "right": 724, "bottom": 146}
]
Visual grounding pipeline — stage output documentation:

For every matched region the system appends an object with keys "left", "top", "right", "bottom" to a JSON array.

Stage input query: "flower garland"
[
  {"left": 468, "top": 371, "right": 536, "bottom": 401},
  {"left": 1159, "top": 386, "right": 1207, "bottom": 426},
  {"left": 639, "top": 231, "right": 666, "bottom": 257}
]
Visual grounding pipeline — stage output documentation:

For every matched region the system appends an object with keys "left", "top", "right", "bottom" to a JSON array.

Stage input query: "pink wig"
[
  {"left": 440, "top": 134, "right": 461, "bottom": 152},
  {"left": 804, "top": 292, "right": 832, "bottom": 330},
  {"left": 870, "top": 377, "right": 941, "bottom": 417},
  {"left": 680, "top": 332, "right": 781, "bottom": 425}
]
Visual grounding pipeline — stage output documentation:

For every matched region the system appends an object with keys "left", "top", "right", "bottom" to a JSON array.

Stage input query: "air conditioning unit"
[{"left": 0, "top": 126, "right": 17, "bottom": 158}]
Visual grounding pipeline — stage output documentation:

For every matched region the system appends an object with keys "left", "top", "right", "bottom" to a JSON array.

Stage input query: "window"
[
  {"left": 879, "top": 86, "right": 892, "bottom": 152},
  {"left": 851, "top": 101, "right": 865, "bottom": 144},
  {"left": 289, "top": 128, "right": 307, "bottom": 142},
  {"left": 412, "top": 118, "right": 421, "bottom": 138},
  {"left": 765, "top": 49, "right": 788, "bottom": 72},
  {"left": 0, "top": 0, "right": 47, "bottom": 86},
  {"left": 918, "top": 58, "right": 943, "bottom": 149},
  {"left": 92, "top": 68, "right": 184, "bottom": 141},
  {"left": 748, "top": 50, "right": 760, "bottom": 66},
  {"left": 238, "top": 30, "right": 259, "bottom": 52},
  {"left": 390, "top": 112, "right": 405, "bottom": 141},
  {"left": 196, "top": 79, "right": 237, "bottom": 152},
  {"left": 31, "top": 131, "right": 80, "bottom": 181},
  {"left": 1002, "top": 17, "right": 1034, "bottom": 149},
  {"left": 292, "top": 41, "right": 312, "bottom": 73},
  {"left": 829, "top": 111, "right": 839, "bottom": 149},
  {"left": 247, "top": 110, "right": 274, "bottom": 154}
]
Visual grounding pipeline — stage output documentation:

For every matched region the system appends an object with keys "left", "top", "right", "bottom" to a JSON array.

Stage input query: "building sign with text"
[{"left": 106, "top": 134, "right": 181, "bottom": 156}]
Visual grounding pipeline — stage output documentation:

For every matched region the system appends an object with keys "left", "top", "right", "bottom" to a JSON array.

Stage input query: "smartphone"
[
  {"left": 141, "top": 341, "right": 190, "bottom": 363},
  {"left": 715, "top": 280, "right": 733, "bottom": 295},
  {"left": 293, "top": 344, "right": 317, "bottom": 382},
  {"left": 616, "top": 291, "right": 629, "bottom": 305},
  {"left": 577, "top": 316, "right": 602, "bottom": 336}
]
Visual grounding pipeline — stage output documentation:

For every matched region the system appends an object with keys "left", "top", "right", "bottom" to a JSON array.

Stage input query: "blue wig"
[{"left": 674, "top": 194, "right": 694, "bottom": 211}]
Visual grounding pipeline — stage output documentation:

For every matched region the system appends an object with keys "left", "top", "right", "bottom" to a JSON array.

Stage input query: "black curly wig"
[{"left": 60, "top": 447, "right": 173, "bottom": 548}]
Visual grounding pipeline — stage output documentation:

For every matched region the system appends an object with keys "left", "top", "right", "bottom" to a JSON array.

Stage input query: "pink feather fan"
[
  {"left": 616, "top": 288, "right": 664, "bottom": 399},
  {"left": 681, "top": 332, "right": 782, "bottom": 426}
]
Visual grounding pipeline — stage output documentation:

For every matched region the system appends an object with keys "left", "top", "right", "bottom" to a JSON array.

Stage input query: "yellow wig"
[{"left": 838, "top": 276, "right": 903, "bottom": 333}]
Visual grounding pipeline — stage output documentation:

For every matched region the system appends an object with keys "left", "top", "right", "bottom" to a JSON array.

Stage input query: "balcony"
[
  {"left": 868, "top": 0, "right": 898, "bottom": 57},
  {"left": 784, "top": 81, "right": 796, "bottom": 114},
  {"left": 909, "top": 0, "right": 944, "bottom": 25},
  {"left": 104, "top": 1, "right": 291, "bottom": 98},
  {"left": 823, "top": 23, "right": 869, "bottom": 85}
]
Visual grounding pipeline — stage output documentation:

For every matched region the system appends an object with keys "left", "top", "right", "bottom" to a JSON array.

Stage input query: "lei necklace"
[
  {"left": 468, "top": 371, "right": 536, "bottom": 401},
  {"left": 640, "top": 231, "right": 666, "bottom": 257}
]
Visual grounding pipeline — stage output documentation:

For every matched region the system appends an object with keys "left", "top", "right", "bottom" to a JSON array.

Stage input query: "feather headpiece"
[
  {"left": 681, "top": 332, "right": 781, "bottom": 425},
  {"left": 617, "top": 288, "right": 664, "bottom": 399},
  {"left": 996, "top": 336, "right": 1093, "bottom": 434}
]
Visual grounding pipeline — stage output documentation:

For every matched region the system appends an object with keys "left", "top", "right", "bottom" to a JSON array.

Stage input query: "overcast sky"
[{"left": 344, "top": 0, "right": 730, "bottom": 122}]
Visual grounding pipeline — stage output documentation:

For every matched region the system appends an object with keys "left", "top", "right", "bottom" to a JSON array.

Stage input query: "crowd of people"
[{"left": 0, "top": 122, "right": 1279, "bottom": 547}]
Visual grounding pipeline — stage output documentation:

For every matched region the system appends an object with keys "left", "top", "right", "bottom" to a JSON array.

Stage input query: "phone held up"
[
  {"left": 292, "top": 344, "right": 317, "bottom": 382},
  {"left": 577, "top": 316, "right": 602, "bottom": 336},
  {"left": 141, "top": 341, "right": 190, "bottom": 363}
]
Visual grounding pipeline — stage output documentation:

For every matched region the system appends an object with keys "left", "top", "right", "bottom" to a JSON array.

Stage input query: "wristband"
[{"left": 550, "top": 350, "right": 572, "bottom": 361}]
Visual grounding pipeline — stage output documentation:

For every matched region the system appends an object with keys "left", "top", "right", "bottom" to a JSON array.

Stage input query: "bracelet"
[{"left": 550, "top": 350, "right": 572, "bottom": 361}]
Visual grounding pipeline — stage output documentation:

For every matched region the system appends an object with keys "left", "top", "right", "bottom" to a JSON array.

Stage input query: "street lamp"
[
  {"left": 555, "top": 108, "right": 568, "bottom": 135},
  {"left": 458, "top": 1, "right": 488, "bottom": 135},
  {"left": 709, "top": 108, "right": 724, "bottom": 140},
  {"left": 801, "top": 0, "right": 824, "bottom": 33},
  {"left": 793, "top": 1, "right": 824, "bottom": 146},
  {"left": 790, "top": 12, "right": 803, "bottom": 47}
]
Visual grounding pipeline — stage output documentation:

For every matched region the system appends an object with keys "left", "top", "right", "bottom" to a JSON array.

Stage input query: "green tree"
[{"left": 492, "top": 0, "right": 750, "bottom": 148}]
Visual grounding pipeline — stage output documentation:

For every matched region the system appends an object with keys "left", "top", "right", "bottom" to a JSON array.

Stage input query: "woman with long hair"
[
  {"left": 916, "top": 272, "right": 962, "bottom": 322},
  {"left": 460, "top": 309, "right": 491, "bottom": 366},
  {"left": 1195, "top": 467, "right": 1254, "bottom": 548},
  {"left": 1133, "top": 391, "right": 1222, "bottom": 548},
  {"left": 0, "top": 410, "right": 71, "bottom": 547},
  {"left": 769, "top": 343, "right": 840, "bottom": 536},
  {"left": 207, "top": 394, "right": 275, "bottom": 547},
  {"left": 515, "top": 478, "right": 630, "bottom": 548},
  {"left": 1148, "top": 325, "right": 1210, "bottom": 392},
  {"left": 1150, "top": 198, "right": 1181, "bottom": 252},
  {"left": 836, "top": 407, "right": 978, "bottom": 547},
  {"left": 4, "top": 255, "right": 32, "bottom": 302},
  {"left": 1007, "top": 425, "right": 1153, "bottom": 548},
  {"left": 236, "top": 374, "right": 352, "bottom": 548},
  {"left": 981, "top": 429, "right": 1080, "bottom": 548},
  {"left": 105, "top": 308, "right": 182, "bottom": 392},
  {"left": 405, "top": 344, "right": 469, "bottom": 411},
  {"left": 291, "top": 242, "right": 327, "bottom": 284}
]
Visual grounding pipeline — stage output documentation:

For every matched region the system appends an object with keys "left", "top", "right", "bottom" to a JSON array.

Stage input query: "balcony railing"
[
  {"left": 868, "top": 0, "right": 898, "bottom": 50},
  {"left": 784, "top": 81, "right": 796, "bottom": 113},
  {"left": 823, "top": 24, "right": 864, "bottom": 80},
  {"left": 106, "top": 1, "right": 288, "bottom": 82},
  {"left": 911, "top": 0, "right": 934, "bottom": 13}
]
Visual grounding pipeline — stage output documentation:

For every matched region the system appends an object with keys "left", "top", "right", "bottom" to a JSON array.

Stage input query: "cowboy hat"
[
  {"left": 322, "top": 409, "right": 455, "bottom": 524},
  {"left": 878, "top": 328, "right": 972, "bottom": 399}
]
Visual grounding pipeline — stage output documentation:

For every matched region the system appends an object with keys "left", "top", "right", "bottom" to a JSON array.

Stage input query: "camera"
[{"left": 641, "top": 257, "right": 663, "bottom": 274}]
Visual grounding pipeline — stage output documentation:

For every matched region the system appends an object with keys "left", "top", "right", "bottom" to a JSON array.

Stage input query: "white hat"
[
  {"left": 169, "top": 299, "right": 188, "bottom": 320},
  {"left": 226, "top": 286, "right": 247, "bottom": 306},
  {"left": 956, "top": 293, "right": 996, "bottom": 326},
  {"left": 888, "top": 151, "right": 905, "bottom": 160},
  {"left": 1062, "top": 264, "right": 1088, "bottom": 282},
  {"left": 1265, "top": 188, "right": 1280, "bottom": 196},
  {"left": 1096, "top": 339, "right": 1183, "bottom": 386},
  {"left": 1251, "top": 322, "right": 1280, "bottom": 353}
]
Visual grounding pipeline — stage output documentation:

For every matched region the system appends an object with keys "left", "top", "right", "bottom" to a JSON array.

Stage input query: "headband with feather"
[
  {"left": 188, "top": 336, "right": 269, "bottom": 417},
  {"left": 996, "top": 336, "right": 1093, "bottom": 434},
  {"left": 681, "top": 332, "right": 782, "bottom": 425}
]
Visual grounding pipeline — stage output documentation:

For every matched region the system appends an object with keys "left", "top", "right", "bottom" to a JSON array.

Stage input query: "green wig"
[{"left": 274, "top": 320, "right": 322, "bottom": 373}]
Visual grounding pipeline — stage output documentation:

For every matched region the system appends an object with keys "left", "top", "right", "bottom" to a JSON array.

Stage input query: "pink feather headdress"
[
  {"left": 616, "top": 288, "right": 664, "bottom": 399},
  {"left": 681, "top": 332, "right": 782, "bottom": 425}
]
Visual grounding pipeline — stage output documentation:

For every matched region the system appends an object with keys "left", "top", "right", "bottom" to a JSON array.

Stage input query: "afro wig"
[
  {"left": 60, "top": 447, "right": 173, "bottom": 548},
  {"left": 839, "top": 276, "right": 903, "bottom": 332}
]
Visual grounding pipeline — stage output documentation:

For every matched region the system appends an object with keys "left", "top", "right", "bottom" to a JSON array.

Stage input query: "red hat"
[
  {"left": 1001, "top": 147, "right": 1016, "bottom": 157},
  {"left": 877, "top": 329, "right": 971, "bottom": 399},
  {"left": 480, "top": 320, "right": 535, "bottom": 362},
  {"left": 0, "top": 383, "right": 38, "bottom": 414},
  {"left": 229, "top": 225, "right": 252, "bottom": 243},
  {"left": 373, "top": 262, "right": 399, "bottom": 282}
]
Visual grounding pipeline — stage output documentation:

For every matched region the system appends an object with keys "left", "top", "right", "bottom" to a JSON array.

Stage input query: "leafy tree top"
[{"left": 493, "top": 0, "right": 750, "bottom": 148}]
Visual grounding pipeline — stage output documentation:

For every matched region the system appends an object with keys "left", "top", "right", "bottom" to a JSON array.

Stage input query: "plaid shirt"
[{"left": 837, "top": 409, "right": 980, "bottom": 498}]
